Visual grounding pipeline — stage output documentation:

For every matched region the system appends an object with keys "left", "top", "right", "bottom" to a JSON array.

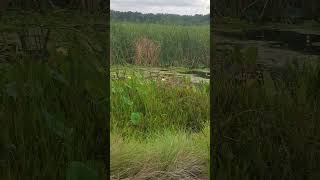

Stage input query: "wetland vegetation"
[
  {"left": 110, "top": 66, "right": 209, "bottom": 179},
  {"left": 110, "top": 11, "right": 210, "bottom": 180},
  {"left": 2, "top": 1, "right": 320, "bottom": 179},
  {"left": 213, "top": 0, "right": 320, "bottom": 179},
  {"left": 0, "top": 8, "right": 108, "bottom": 180}
]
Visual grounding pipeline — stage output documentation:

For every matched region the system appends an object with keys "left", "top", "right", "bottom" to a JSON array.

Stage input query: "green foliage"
[
  {"left": 110, "top": 69, "right": 210, "bottom": 179},
  {"left": 41, "top": 110, "right": 73, "bottom": 139},
  {"left": 111, "top": 67, "right": 209, "bottom": 135},
  {"left": 213, "top": 0, "right": 320, "bottom": 21},
  {"left": 213, "top": 58, "right": 320, "bottom": 179},
  {"left": 0, "top": 31, "right": 107, "bottom": 180},
  {"left": 66, "top": 161, "right": 99, "bottom": 180},
  {"left": 111, "top": 22, "right": 209, "bottom": 67},
  {"left": 130, "top": 112, "right": 142, "bottom": 125},
  {"left": 110, "top": 66, "right": 210, "bottom": 179},
  {"left": 230, "top": 45, "right": 244, "bottom": 65},
  {"left": 243, "top": 46, "right": 258, "bottom": 65},
  {"left": 111, "top": 10, "right": 209, "bottom": 26},
  {"left": 230, "top": 45, "right": 258, "bottom": 66}
]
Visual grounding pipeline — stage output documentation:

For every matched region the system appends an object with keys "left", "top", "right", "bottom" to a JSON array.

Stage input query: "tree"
[{"left": 110, "top": 10, "right": 209, "bottom": 26}]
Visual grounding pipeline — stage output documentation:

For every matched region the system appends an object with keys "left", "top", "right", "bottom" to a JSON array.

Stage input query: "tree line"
[
  {"left": 212, "top": 0, "right": 320, "bottom": 22},
  {"left": 111, "top": 10, "right": 210, "bottom": 26}
]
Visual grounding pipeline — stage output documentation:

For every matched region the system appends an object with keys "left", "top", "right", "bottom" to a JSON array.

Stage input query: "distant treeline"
[
  {"left": 213, "top": 0, "right": 320, "bottom": 21},
  {"left": 111, "top": 10, "right": 210, "bottom": 26}
]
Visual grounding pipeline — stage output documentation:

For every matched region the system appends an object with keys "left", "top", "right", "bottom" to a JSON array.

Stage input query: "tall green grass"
[
  {"left": 213, "top": 48, "right": 320, "bottom": 179},
  {"left": 110, "top": 68, "right": 210, "bottom": 179},
  {"left": 0, "top": 35, "right": 107, "bottom": 179},
  {"left": 111, "top": 22, "right": 209, "bottom": 67}
]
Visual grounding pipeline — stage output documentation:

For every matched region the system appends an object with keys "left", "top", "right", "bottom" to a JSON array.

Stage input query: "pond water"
[
  {"left": 111, "top": 66, "right": 209, "bottom": 84},
  {"left": 214, "top": 27, "right": 320, "bottom": 67},
  {"left": 243, "top": 29, "right": 320, "bottom": 54}
]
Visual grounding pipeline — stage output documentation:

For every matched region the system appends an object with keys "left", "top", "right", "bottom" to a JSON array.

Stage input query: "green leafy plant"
[
  {"left": 66, "top": 161, "right": 99, "bottom": 180},
  {"left": 130, "top": 112, "right": 142, "bottom": 126}
]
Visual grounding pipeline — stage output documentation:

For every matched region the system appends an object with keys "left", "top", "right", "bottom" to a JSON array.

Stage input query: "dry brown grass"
[
  {"left": 134, "top": 38, "right": 160, "bottom": 66},
  {"left": 110, "top": 130, "right": 209, "bottom": 180}
]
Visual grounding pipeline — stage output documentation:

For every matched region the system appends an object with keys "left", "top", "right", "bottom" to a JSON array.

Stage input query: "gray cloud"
[
  {"left": 111, "top": 0, "right": 209, "bottom": 15},
  {"left": 112, "top": 0, "right": 195, "bottom": 7}
]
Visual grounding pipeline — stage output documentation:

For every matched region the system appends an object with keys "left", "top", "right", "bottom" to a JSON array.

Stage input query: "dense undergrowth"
[
  {"left": 110, "top": 68, "right": 210, "bottom": 179},
  {"left": 213, "top": 48, "right": 320, "bottom": 179},
  {"left": 0, "top": 11, "right": 108, "bottom": 179},
  {"left": 1, "top": 48, "right": 108, "bottom": 180}
]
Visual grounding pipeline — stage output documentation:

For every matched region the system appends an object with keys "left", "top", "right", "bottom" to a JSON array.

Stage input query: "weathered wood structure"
[
  {"left": 18, "top": 25, "right": 50, "bottom": 60},
  {"left": 0, "top": 25, "right": 50, "bottom": 63}
]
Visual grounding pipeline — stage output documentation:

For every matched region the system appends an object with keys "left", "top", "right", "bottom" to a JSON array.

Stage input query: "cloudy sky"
[{"left": 111, "top": 0, "right": 210, "bottom": 15}]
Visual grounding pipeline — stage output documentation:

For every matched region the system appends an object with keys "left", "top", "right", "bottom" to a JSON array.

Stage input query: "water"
[
  {"left": 111, "top": 67, "right": 210, "bottom": 84},
  {"left": 243, "top": 29, "right": 320, "bottom": 55},
  {"left": 180, "top": 70, "right": 210, "bottom": 79},
  {"left": 214, "top": 27, "right": 320, "bottom": 67}
]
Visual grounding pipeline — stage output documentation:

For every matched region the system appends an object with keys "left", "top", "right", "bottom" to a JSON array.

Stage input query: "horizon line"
[{"left": 111, "top": 9, "right": 210, "bottom": 16}]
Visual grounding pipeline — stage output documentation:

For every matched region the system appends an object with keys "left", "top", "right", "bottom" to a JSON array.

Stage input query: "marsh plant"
[
  {"left": 111, "top": 22, "right": 209, "bottom": 68},
  {"left": 110, "top": 67, "right": 210, "bottom": 179},
  {"left": 213, "top": 46, "right": 320, "bottom": 180},
  {"left": 0, "top": 33, "right": 107, "bottom": 179}
]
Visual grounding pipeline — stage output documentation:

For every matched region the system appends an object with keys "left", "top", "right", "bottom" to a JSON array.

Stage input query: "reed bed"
[{"left": 111, "top": 22, "right": 209, "bottom": 68}]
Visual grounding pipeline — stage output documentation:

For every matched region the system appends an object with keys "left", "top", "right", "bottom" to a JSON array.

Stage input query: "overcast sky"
[{"left": 111, "top": 0, "right": 210, "bottom": 15}]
